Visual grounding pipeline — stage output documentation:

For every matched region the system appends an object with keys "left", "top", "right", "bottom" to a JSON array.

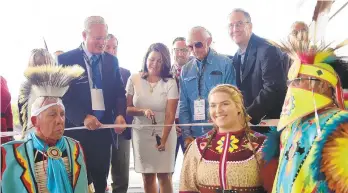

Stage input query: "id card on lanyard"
[
  {"left": 82, "top": 51, "right": 106, "bottom": 111},
  {"left": 194, "top": 59, "right": 206, "bottom": 121}
]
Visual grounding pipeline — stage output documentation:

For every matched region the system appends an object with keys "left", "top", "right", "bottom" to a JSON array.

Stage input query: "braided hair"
[{"left": 199, "top": 84, "right": 260, "bottom": 170}]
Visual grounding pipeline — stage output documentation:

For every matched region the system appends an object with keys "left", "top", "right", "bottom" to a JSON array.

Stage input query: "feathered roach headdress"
[
  {"left": 20, "top": 64, "right": 84, "bottom": 136},
  {"left": 269, "top": 0, "right": 348, "bottom": 132},
  {"left": 270, "top": 0, "right": 348, "bottom": 107},
  {"left": 19, "top": 48, "right": 55, "bottom": 134}
]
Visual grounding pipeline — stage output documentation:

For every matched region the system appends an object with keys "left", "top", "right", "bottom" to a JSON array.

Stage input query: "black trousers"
[
  {"left": 66, "top": 130, "right": 112, "bottom": 193},
  {"left": 83, "top": 140, "right": 111, "bottom": 193},
  {"left": 111, "top": 136, "right": 130, "bottom": 193}
]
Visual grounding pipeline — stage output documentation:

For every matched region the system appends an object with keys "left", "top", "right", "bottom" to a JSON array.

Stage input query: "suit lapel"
[
  {"left": 232, "top": 53, "right": 242, "bottom": 87},
  {"left": 100, "top": 53, "right": 109, "bottom": 109},
  {"left": 76, "top": 48, "right": 92, "bottom": 108},
  {"left": 242, "top": 40, "right": 257, "bottom": 82},
  {"left": 101, "top": 53, "right": 108, "bottom": 90}
]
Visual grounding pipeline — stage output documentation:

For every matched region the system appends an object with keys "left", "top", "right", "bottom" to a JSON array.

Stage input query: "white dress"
[{"left": 126, "top": 74, "right": 178, "bottom": 173}]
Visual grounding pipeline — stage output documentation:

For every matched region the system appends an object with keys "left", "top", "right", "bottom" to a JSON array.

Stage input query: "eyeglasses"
[
  {"left": 91, "top": 36, "right": 107, "bottom": 41},
  {"left": 188, "top": 42, "right": 204, "bottom": 50},
  {"left": 174, "top": 48, "right": 189, "bottom": 53},
  {"left": 228, "top": 21, "right": 250, "bottom": 30},
  {"left": 286, "top": 77, "right": 321, "bottom": 87}
]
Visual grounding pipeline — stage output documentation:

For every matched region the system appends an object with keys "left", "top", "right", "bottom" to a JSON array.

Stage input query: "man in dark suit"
[
  {"left": 57, "top": 16, "right": 127, "bottom": 193},
  {"left": 105, "top": 33, "right": 131, "bottom": 193},
  {"left": 228, "top": 9, "right": 287, "bottom": 132}
]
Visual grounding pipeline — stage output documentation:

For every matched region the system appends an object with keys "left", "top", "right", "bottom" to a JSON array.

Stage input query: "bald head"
[{"left": 289, "top": 21, "right": 309, "bottom": 42}]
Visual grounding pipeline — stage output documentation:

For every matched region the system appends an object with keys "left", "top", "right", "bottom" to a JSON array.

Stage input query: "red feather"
[{"left": 298, "top": 51, "right": 315, "bottom": 64}]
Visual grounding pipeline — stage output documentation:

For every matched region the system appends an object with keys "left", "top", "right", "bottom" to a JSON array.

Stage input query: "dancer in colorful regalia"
[
  {"left": 1, "top": 63, "right": 89, "bottom": 193},
  {"left": 263, "top": 1, "right": 348, "bottom": 192}
]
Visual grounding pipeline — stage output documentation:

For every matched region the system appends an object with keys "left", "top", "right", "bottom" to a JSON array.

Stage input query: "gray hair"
[
  {"left": 230, "top": 8, "right": 252, "bottom": 23},
  {"left": 84, "top": 16, "right": 108, "bottom": 32},
  {"left": 187, "top": 26, "right": 211, "bottom": 43}
]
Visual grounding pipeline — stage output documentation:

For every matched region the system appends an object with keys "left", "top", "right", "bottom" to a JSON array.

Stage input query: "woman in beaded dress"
[{"left": 179, "top": 84, "right": 272, "bottom": 193}]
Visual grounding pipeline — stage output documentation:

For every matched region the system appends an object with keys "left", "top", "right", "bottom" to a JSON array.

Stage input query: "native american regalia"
[
  {"left": 1, "top": 65, "right": 88, "bottom": 193},
  {"left": 263, "top": 1, "right": 348, "bottom": 192},
  {"left": 179, "top": 129, "right": 269, "bottom": 193},
  {"left": 18, "top": 49, "right": 55, "bottom": 135}
]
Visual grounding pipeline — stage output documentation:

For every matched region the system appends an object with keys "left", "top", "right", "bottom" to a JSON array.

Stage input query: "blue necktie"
[{"left": 90, "top": 55, "right": 104, "bottom": 119}]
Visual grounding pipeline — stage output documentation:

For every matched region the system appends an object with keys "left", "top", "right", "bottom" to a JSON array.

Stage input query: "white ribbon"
[{"left": 0, "top": 119, "right": 279, "bottom": 137}]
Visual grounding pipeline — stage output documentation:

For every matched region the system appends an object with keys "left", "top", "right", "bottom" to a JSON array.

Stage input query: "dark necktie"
[{"left": 91, "top": 55, "right": 102, "bottom": 89}]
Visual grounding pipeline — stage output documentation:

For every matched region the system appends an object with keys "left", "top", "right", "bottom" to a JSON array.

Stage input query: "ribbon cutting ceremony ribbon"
[{"left": 0, "top": 119, "right": 279, "bottom": 137}]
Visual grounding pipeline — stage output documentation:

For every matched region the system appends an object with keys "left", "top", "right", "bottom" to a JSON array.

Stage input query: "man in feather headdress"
[
  {"left": 263, "top": 1, "right": 348, "bottom": 192},
  {"left": 1, "top": 64, "right": 89, "bottom": 193}
]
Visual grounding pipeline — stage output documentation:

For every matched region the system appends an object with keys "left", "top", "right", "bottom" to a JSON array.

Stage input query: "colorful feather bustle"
[
  {"left": 310, "top": 110, "right": 348, "bottom": 193},
  {"left": 321, "top": 123, "right": 348, "bottom": 193}
]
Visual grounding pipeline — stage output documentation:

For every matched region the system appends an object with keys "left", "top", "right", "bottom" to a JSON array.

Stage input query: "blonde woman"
[{"left": 179, "top": 84, "right": 272, "bottom": 193}]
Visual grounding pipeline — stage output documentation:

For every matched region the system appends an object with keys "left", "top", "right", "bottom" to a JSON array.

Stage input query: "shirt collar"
[
  {"left": 237, "top": 49, "right": 246, "bottom": 56},
  {"left": 195, "top": 48, "right": 213, "bottom": 64},
  {"left": 82, "top": 42, "right": 93, "bottom": 59}
]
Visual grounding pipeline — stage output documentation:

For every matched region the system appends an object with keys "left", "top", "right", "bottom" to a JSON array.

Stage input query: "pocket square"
[{"left": 210, "top": 71, "right": 223, "bottom": 75}]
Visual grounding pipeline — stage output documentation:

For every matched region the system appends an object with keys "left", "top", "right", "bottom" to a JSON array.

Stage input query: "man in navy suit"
[
  {"left": 228, "top": 9, "right": 286, "bottom": 132},
  {"left": 105, "top": 33, "right": 132, "bottom": 193},
  {"left": 57, "top": 16, "right": 127, "bottom": 193}
]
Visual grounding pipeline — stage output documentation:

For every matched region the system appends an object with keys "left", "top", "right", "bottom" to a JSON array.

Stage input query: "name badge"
[
  {"left": 91, "top": 89, "right": 105, "bottom": 110},
  {"left": 194, "top": 99, "right": 205, "bottom": 121}
]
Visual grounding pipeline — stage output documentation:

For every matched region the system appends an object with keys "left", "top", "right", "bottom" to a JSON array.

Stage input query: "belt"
[{"left": 199, "top": 186, "right": 265, "bottom": 193}]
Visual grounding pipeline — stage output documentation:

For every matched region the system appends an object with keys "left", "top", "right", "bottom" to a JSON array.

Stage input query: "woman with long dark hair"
[{"left": 126, "top": 43, "right": 178, "bottom": 193}]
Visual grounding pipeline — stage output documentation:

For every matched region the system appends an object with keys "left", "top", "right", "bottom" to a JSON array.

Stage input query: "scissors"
[
  {"left": 150, "top": 115, "right": 157, "bottom": 136},
  {"left": 150, "top": 115, "right": 162, "bottom": 146}
]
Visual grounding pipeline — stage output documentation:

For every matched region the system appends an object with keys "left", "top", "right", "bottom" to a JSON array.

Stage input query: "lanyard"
[
  {"left": 196, "top": 58, "right": 207, "bottom": 98},
  {"left": 82, "top": 51, "right": 101, "bottom": 88}
]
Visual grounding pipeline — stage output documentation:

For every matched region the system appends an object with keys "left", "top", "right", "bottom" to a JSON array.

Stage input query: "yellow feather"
[{"left": 314, "top": 51, "right": 334, "bottom": 64}]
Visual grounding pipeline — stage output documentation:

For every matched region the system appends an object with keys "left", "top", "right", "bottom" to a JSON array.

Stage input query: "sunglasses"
[{"left": 188, "top": 42, "right": 204, "bottom": 49}]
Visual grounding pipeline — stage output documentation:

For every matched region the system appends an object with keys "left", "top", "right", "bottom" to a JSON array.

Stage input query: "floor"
[{"left": 106, "top": 146, "right": 183, "bottom": 193}]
